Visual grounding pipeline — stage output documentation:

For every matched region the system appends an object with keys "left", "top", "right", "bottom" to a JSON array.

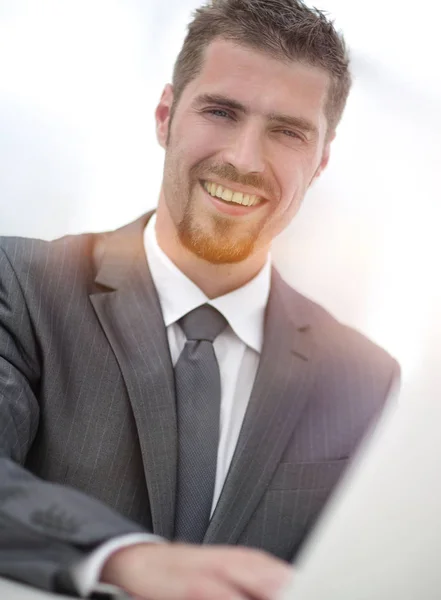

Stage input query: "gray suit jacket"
[{"left": 0, "top": 213, "right": 399, "bottom": 594}]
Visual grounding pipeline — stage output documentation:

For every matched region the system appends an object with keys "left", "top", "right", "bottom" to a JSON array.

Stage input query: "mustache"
[{"left": 192, "top": 162, "right": 276, "bottom": 199}]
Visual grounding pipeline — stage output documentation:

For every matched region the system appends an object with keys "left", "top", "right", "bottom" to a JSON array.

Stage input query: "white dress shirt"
[{"left": 71, "top": 214, "right": 271, "bottom": 596}]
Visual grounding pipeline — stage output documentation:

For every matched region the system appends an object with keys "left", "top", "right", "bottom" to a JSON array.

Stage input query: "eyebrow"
[
  {"left": 193, "top": 93, "right": 247, "bottom": 113},
  {"left": 193, "top": 93, "right": 319, "bottom": 138},
  {"left": 267, "top": 113, "right": 318, "bottom": 137}
]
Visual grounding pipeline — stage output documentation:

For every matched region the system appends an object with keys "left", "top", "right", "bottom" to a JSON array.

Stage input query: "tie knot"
[{"left": 179, "top": 304, "right": 228, "bottom": 343}]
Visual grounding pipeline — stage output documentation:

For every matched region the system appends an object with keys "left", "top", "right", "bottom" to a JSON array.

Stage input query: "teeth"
[
  {"left": 222, "top": 188, "right": 233, "bottom": 201},
  {"left": 203, "top": 181, "right": 262, "bottom": 206},
  {"left": 232, "top": 192, "right": 243, "bottom": 204}
]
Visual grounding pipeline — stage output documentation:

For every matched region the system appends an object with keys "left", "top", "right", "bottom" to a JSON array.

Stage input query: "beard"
[
  {"left": 177, "top": 199, "right": 264, "bottom": 264},
  {"left": 162, "top": 157, "right": 275, "bottom": 264}
]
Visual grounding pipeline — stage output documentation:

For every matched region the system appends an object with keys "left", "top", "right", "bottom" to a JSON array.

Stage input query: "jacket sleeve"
[{"left": 0, "top": 246, "right": 146, "bottom": 596}]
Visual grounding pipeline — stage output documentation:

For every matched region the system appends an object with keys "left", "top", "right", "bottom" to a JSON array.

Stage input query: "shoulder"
[
  {"left": 0, "top": 213, "right": 150, "bottom": 283},
  {"left": 0, "top": 232, "right": 99, "bottom": 286},
  {"left": 0, "top": 214, "right": 150, "bottom": 306},
  {"left": 274, "top": 272, "right": 400, "bottom": 453},
  {"left": 275, "top": 270, "right": 399, "bottom": 381}
]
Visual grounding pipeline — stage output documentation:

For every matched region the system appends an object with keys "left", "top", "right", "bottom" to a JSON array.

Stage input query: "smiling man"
[
  {"left": 155, "top": 38, "right": 333, "bottom": 296},
  {"left": 0, "top": 2, "right": 399, "bottom": 600}
]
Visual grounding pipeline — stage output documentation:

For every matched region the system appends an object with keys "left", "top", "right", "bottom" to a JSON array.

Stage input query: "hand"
[{"left": 100, "top": 542, "right": 293, "bottom": 600}]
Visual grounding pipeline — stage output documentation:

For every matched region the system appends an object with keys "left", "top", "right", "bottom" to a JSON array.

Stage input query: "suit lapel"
[
  {"left": 89, "top": 214, "right": 177, "bottom": 539},
  {"left": 204, "top": 269, "right": 316, "bottom": 545}
]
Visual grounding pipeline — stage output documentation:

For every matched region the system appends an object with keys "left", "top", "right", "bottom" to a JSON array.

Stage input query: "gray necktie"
[{"left": 174, "top": 304, "right": 228, "bottom": 543}]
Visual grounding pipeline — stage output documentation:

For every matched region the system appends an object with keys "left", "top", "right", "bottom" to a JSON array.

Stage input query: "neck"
[{"left": 154, "top": 203, "right": 269, "bottom": 299}]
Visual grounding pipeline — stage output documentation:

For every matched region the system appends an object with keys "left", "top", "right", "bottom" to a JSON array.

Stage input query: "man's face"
[{"left": 156, "top": 38, "right": 333, "bottom": 264}]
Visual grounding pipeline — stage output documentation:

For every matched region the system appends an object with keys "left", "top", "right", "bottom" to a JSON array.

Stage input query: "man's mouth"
[{"left": 202, "top": 180, "right": 263, "bottom": 207}]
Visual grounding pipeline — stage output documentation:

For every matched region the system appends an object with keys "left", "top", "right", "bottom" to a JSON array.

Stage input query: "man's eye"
[
  {"left": 280, "top": 129, "right": 301, "bottom": 139},
  {"left": 207, "top": 109, "right": 231, "bottom": 119}
]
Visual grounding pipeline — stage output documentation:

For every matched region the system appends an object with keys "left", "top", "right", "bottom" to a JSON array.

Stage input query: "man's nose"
[{"left": 221, "top": 123, "right": 266, "bottom": 175}]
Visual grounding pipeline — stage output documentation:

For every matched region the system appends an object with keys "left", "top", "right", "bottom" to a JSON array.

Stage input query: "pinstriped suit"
[{"left": 0, "top": 213, "right": 399, "bottom": 594}]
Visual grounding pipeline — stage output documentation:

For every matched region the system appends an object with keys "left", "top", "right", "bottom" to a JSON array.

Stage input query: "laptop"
[{"left": 279, "top": 374, "right": 441, "bottom": 600}]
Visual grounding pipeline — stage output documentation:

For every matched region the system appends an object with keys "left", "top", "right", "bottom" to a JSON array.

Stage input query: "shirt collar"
[{"left": 144, "top": 213, "right": 271, "bottom": 353}]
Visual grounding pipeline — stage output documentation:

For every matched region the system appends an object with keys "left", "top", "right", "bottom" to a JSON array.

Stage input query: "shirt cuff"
[{"left": 70, "top": 533, "right": 165, "bottom": 597}]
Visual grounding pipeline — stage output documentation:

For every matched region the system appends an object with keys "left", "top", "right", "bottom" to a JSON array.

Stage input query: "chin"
[{"left": 179, "top": 232, "right": 255, "bottom": 265}]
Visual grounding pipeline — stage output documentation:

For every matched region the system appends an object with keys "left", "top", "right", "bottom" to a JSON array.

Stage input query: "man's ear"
[
  {"left": 155, "top": 84, "right": 174, "bottom": 149},
  {"left": 311, "top": 134, "right": 334, "bottom": 182}
]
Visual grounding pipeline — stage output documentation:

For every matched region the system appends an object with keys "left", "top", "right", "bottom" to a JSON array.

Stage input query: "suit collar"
[
  {"left": 204, "top": 268, "right": 316, "bottom": 544},
  {"left": 269, "top": 267, "right": 313, "bottom": 358},
  {"left": 93, "top": 212, "right": 153, "bottom": 291},
  {"left": 90, "top": 211, "right": 178, "bottom": 539}
]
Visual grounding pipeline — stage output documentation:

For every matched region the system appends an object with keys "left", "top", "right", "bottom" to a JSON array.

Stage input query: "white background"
[{"left": 1, "top": 0, "right": 440, "bottom": 390}]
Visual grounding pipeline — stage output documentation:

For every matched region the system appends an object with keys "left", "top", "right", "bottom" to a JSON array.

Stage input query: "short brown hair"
[{"left": 172, "top": 0, "right": 351, "bottom": 133}]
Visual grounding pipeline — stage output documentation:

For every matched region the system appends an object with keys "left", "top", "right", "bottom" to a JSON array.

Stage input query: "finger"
[
  {"left": 139, "top": 573, "right": 250, "bottom": 600},
  {"left": 182, "top": 575, "right": 251, "bottom": 600},
  {"left": 210, "top": 548, "right": 293, "bottom": 600}
]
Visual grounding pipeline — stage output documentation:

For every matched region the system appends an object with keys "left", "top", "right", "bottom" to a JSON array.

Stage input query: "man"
[{"left": 0, "top": 1, "right": 399, "bottom": 599}]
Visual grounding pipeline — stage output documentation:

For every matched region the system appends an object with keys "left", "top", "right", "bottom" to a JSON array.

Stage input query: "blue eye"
[
  {"left": 207, "top": 109, "right": 231, "bottom": 119},
  {"left": 281, "top": 129, "right": 300, "bottom": 138}
]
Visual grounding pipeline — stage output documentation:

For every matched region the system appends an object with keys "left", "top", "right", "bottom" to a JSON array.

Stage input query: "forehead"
[{"left": 181, "top": 38, "right": 330, "bottom": 129}]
